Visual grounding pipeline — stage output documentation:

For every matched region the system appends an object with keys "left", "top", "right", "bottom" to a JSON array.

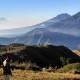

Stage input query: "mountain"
[
  {"left": 0, "top": 27, "right": 80, "bottom": 50},
  {"left": 0, "top": 37, "right": 17, "bottom": 45},
  {"left": 47, "top": 12, "right": 80, "bottom": 36},
  {"left": 38, "top": 13, "right": 71, "bottom": 27},
  {"left": 49, "top": 13, "right": 70, "bottom": 21},
  {"left": 1, "top": 12, "right": 80, "bottom": 50},
  {"left": 0, "top": 28, "right": 79, "bottom": 50},
  {"left": 0, "top": 17, "right": 7, "bottom": 21},
  {"left": 0, "top": 13, "right": 70, "bottom": 37},
  {"left": 0, "top": 33, "right": 24, "bottom": 38},
  {"left": 15, "top": 28, "right": 80, "bottom": 50}
]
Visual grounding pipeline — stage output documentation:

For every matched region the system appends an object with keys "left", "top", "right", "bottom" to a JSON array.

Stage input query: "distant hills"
[
  {"left": 0, "top": 28, "right": 80, "bottom": 49},
  {"left": 0, "top": 12, "right": 80, "bottom": 50},
  {"left": 11, "top": 28, "right": 80, "bottom": 50},
  {"left": 0, "top": 13, "right": 70, "bottom": 37}
]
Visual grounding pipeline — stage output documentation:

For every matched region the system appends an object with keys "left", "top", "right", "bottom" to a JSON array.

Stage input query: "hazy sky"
[{"left": 0, "top": 0, "right": 80, "bottom": 29}]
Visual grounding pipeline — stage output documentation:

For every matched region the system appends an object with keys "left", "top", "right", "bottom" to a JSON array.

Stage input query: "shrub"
[
  {"left": 60, "top": 57, "right": 71, "bottom": 66},
  {"left": 57, "top": 63, "right": 80, "bottom": 73}
]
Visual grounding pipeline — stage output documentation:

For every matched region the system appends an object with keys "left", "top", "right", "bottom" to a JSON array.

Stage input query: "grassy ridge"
[
  {"left": 0, "top": 44, "right": 80, "bottom": 68},
  {"left": 57, "top": 63, "right": 80, "bottom": 73}
]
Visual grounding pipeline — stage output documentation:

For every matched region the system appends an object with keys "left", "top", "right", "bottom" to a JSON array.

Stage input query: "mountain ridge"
[{"left": 47, "top": 12, "right": 80, "bottom": 36}]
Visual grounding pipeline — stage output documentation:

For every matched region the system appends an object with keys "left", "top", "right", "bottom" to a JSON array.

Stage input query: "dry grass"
[
  {"left": 0, "top": 45, "right": 26, "bottom": 55},
  {"left": 73, "top": 50, "right": 80, "bottom": 56},
  {"left": 0, "top": 69, "right": 80, "bottom": 80}
]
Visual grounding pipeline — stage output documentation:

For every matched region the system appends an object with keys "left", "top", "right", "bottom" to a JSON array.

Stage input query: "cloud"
[
  {"left": 40, "top": 24, "right": 46, "bottom": 27},
  {"left": 0, "top": 17, "right": 47, "bottom": 29}
]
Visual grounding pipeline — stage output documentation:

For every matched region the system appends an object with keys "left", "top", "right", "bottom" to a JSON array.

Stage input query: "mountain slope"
[
  {"left": 38, "top": 13, "right": 71, "bottom": 27},
  {"left": 0, "top": 27, "right": 80, "bottom": 50},
  {"left": 0, "top": 37, "right": 16, "bottom": 45},
  {"left": 12, "top": 28, "right": 80, "bottom": 50},
  {"left": 47, "top": 12, "right": 80, "bottom": 36},
  {"left": 0, "top": 28, "right": 80, "bottom": 49}
]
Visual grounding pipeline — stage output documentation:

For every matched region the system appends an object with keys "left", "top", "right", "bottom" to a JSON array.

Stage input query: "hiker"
[{"left": 3, "top": 57, "right": 12, "bottom": 80}]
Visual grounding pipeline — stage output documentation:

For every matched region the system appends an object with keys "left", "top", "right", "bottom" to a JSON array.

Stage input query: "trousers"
[{"left": 4, "top": 75, "right": 10, "bottom": 80}]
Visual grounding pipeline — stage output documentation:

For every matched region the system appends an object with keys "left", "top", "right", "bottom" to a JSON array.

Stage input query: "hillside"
[
  {"left": 0, "top": 44, "right": 80, "bottom": 68},
  {"left": 73, "top": 50, "right": 80, "bottom": 56},
  {"left": 12, "top": 28, "right": 80, "bottom": 50}
]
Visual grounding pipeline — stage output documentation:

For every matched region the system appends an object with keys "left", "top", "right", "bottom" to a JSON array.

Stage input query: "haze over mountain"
[
  {"left": 0, "top": 12, "right": 80, "bottom": 50},
  {"left": 47, "top": 12, "right": 80, "bottom": 36},
  {"left": 0, "top": 28, "right": 80, "bottom": 50},
  {"left": 0, "top": 13, "right": 70, "bottom": 37}
]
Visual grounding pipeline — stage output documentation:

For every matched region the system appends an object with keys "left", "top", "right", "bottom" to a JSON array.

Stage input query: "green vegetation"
[
  {"left": 73, "top": 50, "right": 80, "bottom": 56},
  {"left": 57, "top": 63, "right": 80, "bottom": 73},
  {"left": 60, "top": 57, "right": 71, "bottom": 66}
]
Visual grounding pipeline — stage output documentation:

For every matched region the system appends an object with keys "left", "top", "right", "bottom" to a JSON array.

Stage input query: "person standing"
[{"left": 3, "top": 57, "right": 12, "bottom": 80}]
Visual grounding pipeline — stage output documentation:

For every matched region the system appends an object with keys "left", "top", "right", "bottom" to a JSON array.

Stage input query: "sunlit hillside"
[{"left": 73, "top": 50, "right": 80, "bottom": 56}]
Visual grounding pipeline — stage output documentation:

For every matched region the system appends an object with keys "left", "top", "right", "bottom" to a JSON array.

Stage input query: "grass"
[
  {"left": 73, "top": 50, "right": 80, "bottom": 56},
  {"left": 0, "top": 69, "right": 80, "bottom": 80},
  {"left": 0, "top": 45, "right": 26, "bottom": 55},
  {"left": 57, "top": 63, "right": 80, "bottom": 73}
]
